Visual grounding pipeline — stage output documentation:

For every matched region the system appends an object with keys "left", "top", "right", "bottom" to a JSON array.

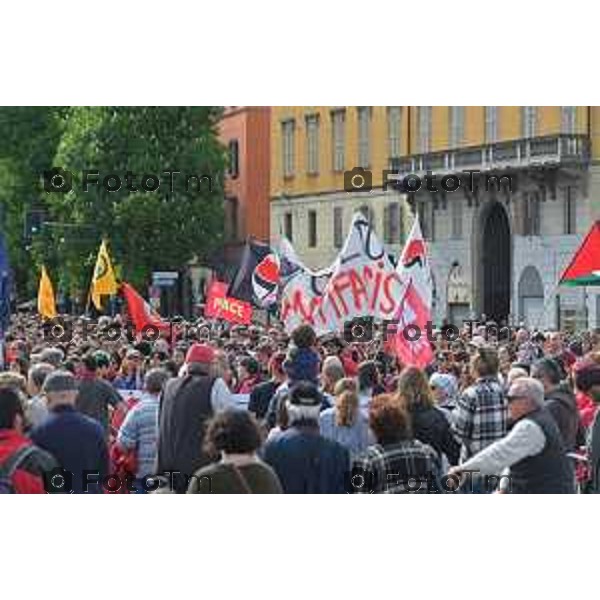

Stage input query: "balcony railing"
[{"left": 390, "top": 134, "right": 589, "bottom": 177}]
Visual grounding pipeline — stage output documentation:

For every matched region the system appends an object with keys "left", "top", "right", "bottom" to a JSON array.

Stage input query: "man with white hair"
[
  {"left": 450, "top": 377, "right": 574, "bottom": 493},
  {"left": 263, "top": 381, "right": 350, "bottom": 493},
  {"left": 31, "top": 370, "right": 108, "bottom": 493},
  {"left": 25, "top": 362, "right": 55, "bottom": 429}
]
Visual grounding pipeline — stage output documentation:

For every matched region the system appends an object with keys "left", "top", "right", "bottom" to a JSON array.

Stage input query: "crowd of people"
[{"left": 1, "top": 310, "right": 600, "bottom": 494}]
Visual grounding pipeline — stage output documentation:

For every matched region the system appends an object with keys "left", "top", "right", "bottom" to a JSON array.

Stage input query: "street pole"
[{"left": 585, "top": 286, "right": 589, "bottom": 331}]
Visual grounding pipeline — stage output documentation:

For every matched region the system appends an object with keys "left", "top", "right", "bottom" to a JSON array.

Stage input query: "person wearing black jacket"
[
  {"left": 395, "top": 366, "right": 460, "bottom": 466},
  {"left": 248, "top": 352, "right": 286, "bottom": 420},
  {"left": 157, "top": 343, "right": 234, "bottom": 493},
  {"left": 531, "top": 358, "right": 581, "bottom": 451}
]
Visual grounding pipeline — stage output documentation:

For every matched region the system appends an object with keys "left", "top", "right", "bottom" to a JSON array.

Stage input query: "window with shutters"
[
  {"left": 449, "top": 107, "right": 464, "bottom": 148},
  {"left": 333, "top": 207, "right": 344, "bottom": 248},
  {"left": 357, "top": 107, "right": 372, "bottom": 168},
  {"left": 521, "top": 107, "right": 537, "bottom": 138},
  {"left": 228, "top": 140, "right": 239, "bottom": 178},
  {"left": 418, "top": 107, "right": 432, "bottom": 153},
  {"left": 384, "top": 202, "right": 400, "bottom": 244},
  {"left": 523, "top": 192, "right": 541, "bottom": 236},
  {"left": 308, "top": 210, "right": 317, "bottom": 247},
  {"left": 485, "top": 106, "right": 498, "bottom": 143},
  {"left": 284, "top": 212, "right": 293, "bottom": 241},
  {"left": 281, "top": 119, "right": 296, "bottom": 178},
  {"left": 305, "top": 114, "right": 320, "bottom": 174},
  {"left": 451, "top": 198, "right": 462, "bottom": 239},
  {"left": 564, "top": 186, "right": 577, "bottom": 234},
  {"left": 418, "top": 201, "right": 434, "bottom": 241},
  {"left": 331, "top": 109, "right": 346, "bottom": 171},
  {"left": 561, "top": 107, "right": 577, "bottom": 133},
  {"left": 387, "top": 107, "right": 402, "bottom": 159}
]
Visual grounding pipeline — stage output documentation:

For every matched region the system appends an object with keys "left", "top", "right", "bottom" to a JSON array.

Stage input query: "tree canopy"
[{"left": 0, "top": 106, "right": 226, "bottom": 299}]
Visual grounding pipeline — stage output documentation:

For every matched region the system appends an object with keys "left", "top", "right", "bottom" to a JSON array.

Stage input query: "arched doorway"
[
  {"left": 518, "top": 266, "right": 544, "bottom": 327},
  {"left": 482, "top": 202, "right": 511, "bottom": 322}
]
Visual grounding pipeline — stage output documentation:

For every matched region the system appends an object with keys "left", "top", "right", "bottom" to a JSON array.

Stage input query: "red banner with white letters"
[{"left": 205, "top": 281, "right": 252, "bottom": 324}]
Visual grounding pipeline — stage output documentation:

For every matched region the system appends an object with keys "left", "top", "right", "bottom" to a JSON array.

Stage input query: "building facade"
[
  {"left": 270, "top": 106, "right": 412, "bottom": 270},
  {"left": 219, "top": 106, "right": 271, "bottom": 244},
  {"left": 271, "top": 106, "right": 600, "bottom": 330}
]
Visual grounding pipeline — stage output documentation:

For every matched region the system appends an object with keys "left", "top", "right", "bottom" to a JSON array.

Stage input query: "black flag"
[{"left": 227, "top": 240, "right": 280, "bottom": 308}]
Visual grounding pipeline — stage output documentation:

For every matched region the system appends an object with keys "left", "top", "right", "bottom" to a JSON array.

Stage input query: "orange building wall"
[{"left": 219, "top": 107, "right": 271, "bottom": 242}]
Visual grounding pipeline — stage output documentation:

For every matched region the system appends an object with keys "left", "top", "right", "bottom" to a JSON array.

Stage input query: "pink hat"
[{"left": 185, "top": 343, "right": 215, "bottom": 365}]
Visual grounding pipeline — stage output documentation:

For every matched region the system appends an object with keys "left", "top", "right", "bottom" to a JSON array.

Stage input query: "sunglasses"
[{"left": 506, "top": 394, "right": 525, "bottom": 403}]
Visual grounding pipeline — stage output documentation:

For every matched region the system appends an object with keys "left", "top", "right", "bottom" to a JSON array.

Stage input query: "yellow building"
[
  {"left": 270, "top": 106, "right": 413, "bottom": 269},
  {"left": 270, "top": 106, "right": 599, "bottom": 329}
]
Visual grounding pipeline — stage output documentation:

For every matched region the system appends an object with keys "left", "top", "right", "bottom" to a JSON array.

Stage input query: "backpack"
[{"left": 0, "top": 445, "right": 37, "bottom": 494}]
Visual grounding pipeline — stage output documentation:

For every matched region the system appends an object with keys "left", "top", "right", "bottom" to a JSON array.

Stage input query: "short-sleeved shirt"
[{"left": 117, "top": 393, "right": 160, "bottom": 479}]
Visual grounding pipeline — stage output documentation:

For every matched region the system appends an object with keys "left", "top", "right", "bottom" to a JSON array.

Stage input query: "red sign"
[{"left": 205, "top": 281, "right": 252, "bottom": 324}]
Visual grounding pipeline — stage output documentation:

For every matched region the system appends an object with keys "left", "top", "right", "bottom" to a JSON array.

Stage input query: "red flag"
[
  {"left": 205, "top": 280, "right": 252, "bottom": 324},
  {"left": 560, "top": 221, "right": 600, "bottom": 286},
  {"left": 121, "top": 282, "right": 170, "bottom": 334},
  {"left": 388, "top": 281, "right": 434, "bottom": 369},
  {"left": 386, "top": 217, "right": 434, "bottom": 368}
]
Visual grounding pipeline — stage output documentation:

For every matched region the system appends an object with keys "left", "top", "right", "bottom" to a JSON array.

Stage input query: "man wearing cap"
[
  {"left": 156, "top": 343, "right": 233, "bottom": 493},
  {"left": 263, "top": 381, "right": 350, "bottom": 493},
  {"left": 449, "top": 378, "right": 574, "bottom": 494},
  {"left": 31, "top": 370, "right": 109, "bottom": 493}
]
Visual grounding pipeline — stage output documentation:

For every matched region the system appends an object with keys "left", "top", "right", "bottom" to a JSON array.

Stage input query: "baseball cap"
[
  {"left": 288, "top": 381, "right": 321, "bottom": 407},
  {"left": 93, "top": 351, "right": 111, "bottom": 368},
  {"left": 574, "top": 359, "right": 600, "bottom": 392},
  {"left": 185, "top": 343, "right": 216, "bottom": 364}
]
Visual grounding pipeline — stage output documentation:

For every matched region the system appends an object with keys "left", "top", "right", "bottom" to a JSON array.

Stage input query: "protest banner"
[
  {"left": 205, "top": 280, "right": 253, "bottom": 325},
  {"left": 280, "top": 212, "right": 406, "bottom": 336}
]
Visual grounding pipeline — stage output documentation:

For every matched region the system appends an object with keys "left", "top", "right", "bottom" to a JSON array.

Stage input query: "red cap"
[{"left": 185, "top": 343, "right": 215, "bottom": 365}]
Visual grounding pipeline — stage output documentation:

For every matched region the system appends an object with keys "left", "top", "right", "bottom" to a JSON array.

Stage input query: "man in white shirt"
[{"left": 449, "top": 378, "right": 575, "bottom": 494}]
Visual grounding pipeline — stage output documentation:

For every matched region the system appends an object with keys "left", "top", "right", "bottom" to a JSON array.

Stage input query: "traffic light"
[{"left": 24, "top": 209, "right": 46, "bottom": 244}]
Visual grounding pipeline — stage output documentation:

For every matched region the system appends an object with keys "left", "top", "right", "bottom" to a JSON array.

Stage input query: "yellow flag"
[
  {"left": 91, "top": 240, "right": 118, "bottom": 311},
  {"left": 38, "top": 266, "right": 57, "bottom": 320}
]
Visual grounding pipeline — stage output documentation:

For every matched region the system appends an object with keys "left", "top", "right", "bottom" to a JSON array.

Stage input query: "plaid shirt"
[
  {"left": 452, "top": 376, "right": 508, "bottom": 462},
  {"left": 351, "top": 441, "right": 441, "bottom": 493}
]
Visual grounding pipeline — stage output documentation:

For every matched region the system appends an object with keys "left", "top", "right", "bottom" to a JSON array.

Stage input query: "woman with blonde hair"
[
  {"left": 319, "top": 377, "right": 373, "bottom": 457},
  {"left": 395, "top": 366, "right": 459, "bottom": 466}
]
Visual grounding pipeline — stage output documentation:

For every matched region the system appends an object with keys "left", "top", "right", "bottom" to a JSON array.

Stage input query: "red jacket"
[
  {"left": 576, "top": 391, "right": 598, "bottom": 430},
  {"left": 0, "top": 430, "right": 51, "bottom": 494}
]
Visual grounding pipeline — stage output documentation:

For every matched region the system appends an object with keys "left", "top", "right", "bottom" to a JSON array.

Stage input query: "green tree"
[
  {"left": 46, "top": 106, "right": 226, "bottom": 293},
  {"left": 0, "top": 107, "right": 67, "bottom": 297}
]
